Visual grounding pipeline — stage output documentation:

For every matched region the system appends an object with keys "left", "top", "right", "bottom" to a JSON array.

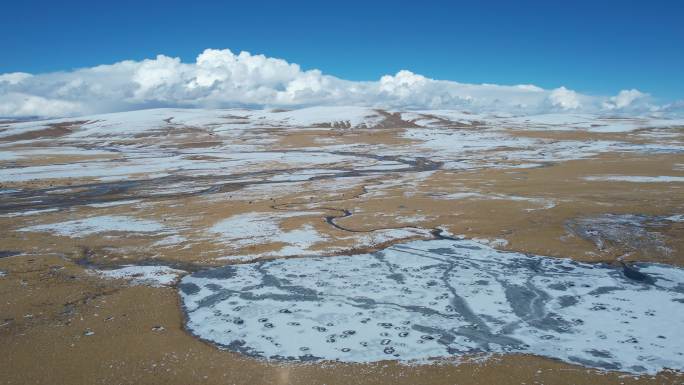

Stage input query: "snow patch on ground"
[
  {"left": 401, "top": 127, "right": 633, "bottom": 169},
  {"left": 152, "top": 235, "right": 188, "bottom": 247},
  {"left": 350, "top": 228, "right": 432, "bottom": 247},
  {"left": 0, "top": 150, "right": 358, "bottom": 183},
  {"left": 583, "top": 175, "right": 684, "bottom": 183},
  {"left": 471, "top": 237, "right": 509, "bottom": 248},
  {"left": 500, "top": 114, "right": 684, "bottom": 133},
  {"left": 18, "top": 215, "right": 168, "bottom": 237},
  {"left": 211, "top": 212, "right": 328, "bottom": 259},
  {"left": 437, "top": 191, "right": 556, "bottom": 210},
  {"left": 86, "top": 199, "right": 142, "bottom": 208},
  {"left": 96, "top": 265, "right": 184, "bottom": 287},
  {"left": 0, "top": 208, "right": 59, "bottom": 217}
]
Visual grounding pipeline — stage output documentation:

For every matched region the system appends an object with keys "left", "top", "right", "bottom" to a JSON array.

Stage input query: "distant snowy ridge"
[
  {"left": 2, "top": 107, "right": 683, "bottom": 142},
  {"left": 1, "top": 48, "right": 682, "bottom": 118}
]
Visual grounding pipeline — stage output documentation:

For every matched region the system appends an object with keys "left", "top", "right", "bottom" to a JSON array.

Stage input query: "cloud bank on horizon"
[{"left": 0, "top": 48, "right": 681, "bottom": 118}]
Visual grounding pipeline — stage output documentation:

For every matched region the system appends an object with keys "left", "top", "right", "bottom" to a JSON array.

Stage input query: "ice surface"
[
  {"left": 181, "top": 238, "right": 684, "bottom": 374},
  {"left": 665, "top": 214, "right": 684, "bottom": 222}
]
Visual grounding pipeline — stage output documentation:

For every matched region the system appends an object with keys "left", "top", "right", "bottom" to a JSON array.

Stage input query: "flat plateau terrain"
[{"left": 1, "top": 107, "right": 683, "bottom": 384}]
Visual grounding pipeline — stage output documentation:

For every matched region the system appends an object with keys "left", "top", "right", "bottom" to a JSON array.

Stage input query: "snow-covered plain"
[
  {"left": 1, "top": 107, "right": 682, "bottom": 185},
  {"left": 180, "top": 238, "right": 684, "bottom": 374},
  {"left": 3, "top": 106, "right": 684, "bottom": 376}
]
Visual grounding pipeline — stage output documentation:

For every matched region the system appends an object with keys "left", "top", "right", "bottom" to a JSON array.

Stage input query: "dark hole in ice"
[
  {"left": 178, "top": 282, "right": 200, "bottom": 295},
  {"left": 193, "top": 265, "right": 237, "bottom": 279},
  {"left": 621, "top": 263, "right": 655, "bottom": 284},
  {"left": 569, "top": 356, "right": 622, "bottom": 371},
  {"left": 586, "top": 349, "right": 613, "bottom": 358}
]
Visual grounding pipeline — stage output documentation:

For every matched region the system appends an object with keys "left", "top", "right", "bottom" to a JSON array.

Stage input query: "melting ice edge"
[{"left": 179, "top": 238, "right": 684, "bottom": 374}]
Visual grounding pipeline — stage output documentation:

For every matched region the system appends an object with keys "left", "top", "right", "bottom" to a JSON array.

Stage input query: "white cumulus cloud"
[
  {"left": 603, "top": 89, "right": 649, "bottom": 110},
  {"left": 0, "top": 48, "right": 676, "bottom": 118},
  {"left": 0, "top": 72, "right": 33, "bottom": 85},
  {"left": 549, "top": 87, "right": 582, "bottom": 110},
  {"left": 0, "top": 93, "right": 82, "bottom": 117}
]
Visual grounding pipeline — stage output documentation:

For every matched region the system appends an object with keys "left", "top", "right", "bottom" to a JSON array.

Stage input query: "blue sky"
[{"left": 1, "top": 0, "right": 682, "bottom": 102}]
